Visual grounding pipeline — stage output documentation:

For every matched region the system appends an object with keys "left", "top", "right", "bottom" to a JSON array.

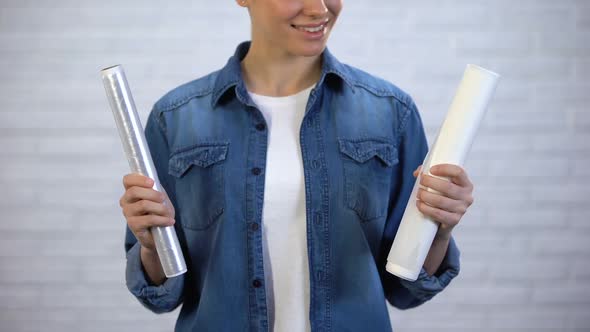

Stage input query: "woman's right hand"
[{"left": 120, "top": 173, "right": 176, "bottom": 253}]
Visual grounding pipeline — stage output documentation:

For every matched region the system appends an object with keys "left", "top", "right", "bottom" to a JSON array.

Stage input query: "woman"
[{"left": 119, "top": 0, "right": 474, "bottom": 331}]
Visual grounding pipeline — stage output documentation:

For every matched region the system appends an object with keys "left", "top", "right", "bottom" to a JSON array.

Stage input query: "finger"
[
  {"left": 123, "top": 173, "right": 154, "bottom": 190},
  {"left": 417, "top": 188, "right": 467, "bottom": 214},
  {"left": 416, "top": 200, "right": 461, "bottom": 227},
  {"left": 419, "top": 173, "right": 464, "bottom": 200},
  {"left": 121, "top": 186, "right": 165, "bottom": 206},
  {"left": 127, "top": 215, "right": 175, "bottom": 231},
  {"left": 413, "top": 165, "right": 423, "bottom": 178},
  {"left": 125, "top": 199, "right": 170, "bottom": 218},
  {"left": 429, "top": 164, "right": 472, "bottom": 188}
]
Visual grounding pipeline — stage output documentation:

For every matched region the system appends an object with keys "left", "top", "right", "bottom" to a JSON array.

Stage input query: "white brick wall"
[{"left": 0, "top": 1, "right": 588, "bottom": 331}]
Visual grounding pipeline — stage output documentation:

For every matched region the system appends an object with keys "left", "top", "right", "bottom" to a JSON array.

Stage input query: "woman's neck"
[{"left": 240, "top": 40, "right": 322, "bottom": 97}]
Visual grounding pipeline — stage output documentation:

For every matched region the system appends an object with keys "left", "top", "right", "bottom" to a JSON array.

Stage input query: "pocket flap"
[
  {"left": 168, "top": 142, "right": 229, "bottom": 178},
  {"left": 338, "top": 138, "right": 398, "bottom": 167}
]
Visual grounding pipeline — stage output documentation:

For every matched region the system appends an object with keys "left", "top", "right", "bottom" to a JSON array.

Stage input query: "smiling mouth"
[{"left": 291, "top": 20, "right": 329, "bottom": 33}]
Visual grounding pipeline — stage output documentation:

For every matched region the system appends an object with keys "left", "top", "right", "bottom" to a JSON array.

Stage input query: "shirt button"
[
  {"left": 251, "top": 167, "right": 261, "bottom": 175},
  {"left": 249, "top": 222, "right": 259, "bottom": 231},
  {"left": 252, "top": 279, "right": 262, "bottom": 288},
  {"left": 314, "top": 213, "right": 321, "bottom": 225},
  {"left": 256, "top": 123, "right": 266, "bottom": 131}
]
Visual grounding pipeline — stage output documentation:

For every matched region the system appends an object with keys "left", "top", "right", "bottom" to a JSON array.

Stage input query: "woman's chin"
[{"left": 288, "top": 41, "right": 328, "bottom": 58}]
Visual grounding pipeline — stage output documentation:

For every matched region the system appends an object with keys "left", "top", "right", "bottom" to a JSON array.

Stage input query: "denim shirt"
[{"left": 125, "top": 41, "right": 460, "bottom": 332}]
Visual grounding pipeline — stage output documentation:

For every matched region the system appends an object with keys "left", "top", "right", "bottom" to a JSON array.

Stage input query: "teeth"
[
  {"left": 297, "top": 24, "right": 325, "bottom": 33},
  {"left": 304, "top": 25, "right": 323, "bottom": 32}
]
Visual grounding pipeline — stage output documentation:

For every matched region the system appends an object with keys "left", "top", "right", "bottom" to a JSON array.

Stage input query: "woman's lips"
[{"left": 291, "top": 19, "right": 329, "bottom": 33}]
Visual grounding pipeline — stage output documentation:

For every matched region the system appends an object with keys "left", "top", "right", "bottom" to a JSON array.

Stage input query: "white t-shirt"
[{"left": 248, "top": 85, "right": 314, "bottom": 332}]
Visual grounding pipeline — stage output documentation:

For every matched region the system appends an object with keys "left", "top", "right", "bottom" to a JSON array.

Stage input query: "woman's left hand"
[{"left": 413, "top": 164, "right": 474, "bottom": 238}]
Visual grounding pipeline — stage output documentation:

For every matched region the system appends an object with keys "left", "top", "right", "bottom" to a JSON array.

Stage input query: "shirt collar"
[{"left": 211, "top": 40, "right": 355, "bottom": 108}]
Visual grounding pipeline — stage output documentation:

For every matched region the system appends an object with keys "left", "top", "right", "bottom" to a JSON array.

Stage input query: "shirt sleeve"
[
  {"left": 378, "top": 97, "right": 461, "bottom": 310},
  {"left": 125, "top": 239, "right": 186, "bottom": 313},
  {"left": 124, "top": 107, "right": 186, "bottom": 313}
]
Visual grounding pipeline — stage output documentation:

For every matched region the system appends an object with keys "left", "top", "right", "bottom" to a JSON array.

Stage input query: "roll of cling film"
[{"left": 101, "top": 65, "right": 187, "bottom": 278}]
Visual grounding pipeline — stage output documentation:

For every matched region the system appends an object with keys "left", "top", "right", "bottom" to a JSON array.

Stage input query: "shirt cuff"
[
  {"left": 398, "top": 235, "right": 461, "bottom": 302},
  {"left": 125, "top": 241, "right": 185, "bottom": 313}
]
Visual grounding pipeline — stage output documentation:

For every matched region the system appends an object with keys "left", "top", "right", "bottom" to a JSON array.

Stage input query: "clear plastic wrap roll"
[
  {"left": 101, "top": 65, "right": 187, "bottom": 278},
  {"left": 386, "top": 64, "right": 500, "bottom": 281}
]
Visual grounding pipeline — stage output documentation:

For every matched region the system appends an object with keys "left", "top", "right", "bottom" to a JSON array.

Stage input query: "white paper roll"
[{"left": 386, "top": 64, "right": 500, "bottom": 281}]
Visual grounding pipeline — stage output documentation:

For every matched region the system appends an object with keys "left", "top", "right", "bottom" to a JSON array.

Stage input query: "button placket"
[
  {"left": 244, "top": 106, "right": 271, "bottom": 330},
  {"left": 301, "top": 102, "right": 331, "bottom": 329}
]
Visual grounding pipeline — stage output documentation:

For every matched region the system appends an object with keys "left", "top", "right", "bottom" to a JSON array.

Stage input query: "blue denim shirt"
[{"left": 125, "top": 41, "right": 460, "bottom": 332}]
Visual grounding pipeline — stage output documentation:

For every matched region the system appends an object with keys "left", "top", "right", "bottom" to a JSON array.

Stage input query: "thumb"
[{"left": 413, "top": 165, "right": 423, "bottom": 177}]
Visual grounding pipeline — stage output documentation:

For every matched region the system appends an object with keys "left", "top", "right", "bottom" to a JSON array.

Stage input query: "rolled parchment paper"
[
  {"left": 101, "top": 65, "right": 187, "bottom": 278},
  {"left": 386, "top": 64, "right": 499, "bottom": 281}
]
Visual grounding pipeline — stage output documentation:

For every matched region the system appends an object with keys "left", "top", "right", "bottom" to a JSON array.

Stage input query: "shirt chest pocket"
[
  {"left": 168, "top": 142, "right": 229, "bottom": 230},
  {"left": 338, "top": 138, "right": 399, "bottom": 222}
]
